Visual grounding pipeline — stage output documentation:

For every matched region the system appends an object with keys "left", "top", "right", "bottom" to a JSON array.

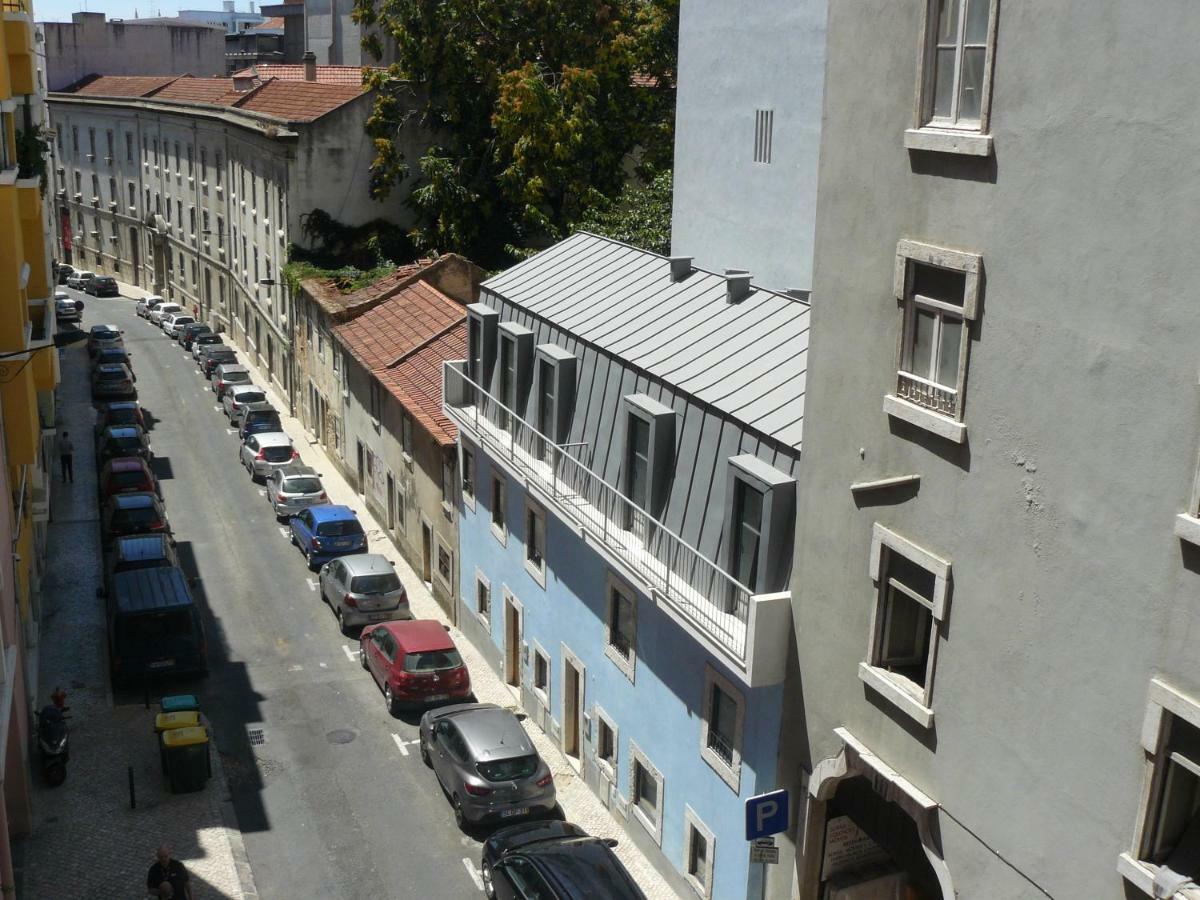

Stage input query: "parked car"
[
  {"left": 91, "top": 346, "right": 132, "bottom": 371},
  {"left": 91, "top": 363, "right": 137, "bottom": 401},
  {"left": 191, "top": 333, "right": 223, "bottom": 360},
  {"left": 241, "top": 431, "right": 299, "bottom": 484},
  {"left": 56, "top": 263, "right": 75, "bottom": 285},
  {"left": 66, "top": 270, "right": 95, "bottom": 290},
  {"left": 419, "top": 703, "right": 557, "bottom": 829},
  {"left": 222, "top": 384, "right": 266, "bottom": 422},
  {"left": 96, "top": 425, "right": 151, "bottom": 468},
  {"left": 101, "top": 492, "right": 168, "bottom": 543},
  {"left": 162, "top": 313, "right": 195, "bottom": 338},
  {"left": 95, "top": 401, "right": 144, "bottom": 435},
  {"left": 149, "top": 302, "right": 181, "bottom": 326},
  {"left": 86, "top": 275, "right": 120, "bottom": 297},
  {"left": 267, "top": 465, "right": 328, "bottom": 520},
  {"left": 101, "top": 534, "right": 180, "bottom": 601},
  {"left": 179, "top": 323, "right": 212, "bottom": 349},
  {"left": 238, "top": 403, "right": 282, "bottom": 439},
  {"left": 323, "top": 553, "right": 410, "bottom": 633},
  {"left": 200, "top": 347, "right": 238, "bottom": 378},
  {"left": 136, "top": 295, "right": 164, "bottom": 318},
  {"left": 98, "top": 457, "right": 159, "bottom": 502},
  {"left": 480, "top": 821, "right": 645, "bottom": 900},
  {"left": 104, "top": 567, "right": 206, "bottom": 683},
  {"left": 288, "top": 504, "right": 364, "bottom": 569},
  {"left": 211, "top": 363, "right": 251, "bottom": 398},
  {"left": 86, "top": 324, "right": 124, "bottom": 356},
  {"left": 360, "top": 620, "right": 470, "bottom": 712},
  {"left": 55, "top": 293, "right": 80, "bottom": 323}
]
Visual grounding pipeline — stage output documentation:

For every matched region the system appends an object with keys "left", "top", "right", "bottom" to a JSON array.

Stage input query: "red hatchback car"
[
  {"left": 359, "top": 620, "right": 472, "bottom": 715},
  {"left": 99, "top": 457, "right": 158, "bottom": 501}
]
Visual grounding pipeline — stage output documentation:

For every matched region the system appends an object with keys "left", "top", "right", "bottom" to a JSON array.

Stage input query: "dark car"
[
  {"left": 191, "top": 333, "right": 222, "bottom": 359},
  {"left": 102, "top": 533, "right": 179, "bottom": 597},
  {"left": 481, "top": 821, "right": 645, "bottom": 900},
  {"left": 99, "top": 457, "right": 159, "bottom": 502},
  {"left": 55, "top": 263, "right": 74, "bottom": 285},
  {"left": 97, "top": 425, "right": 151, "bottom": 468},
  {"left": 105, "top": 567, "right": 206, "bottom": 682},
  {"left": 91, "top": 363, "right": 136, "bottom": 401},
  {"left": 179, "top": 323, "right": 212, "bottom": 349},
  {"left": 86, "top": 324, "right": 124, "bottom": 356},
  {"left": 101, "top": 492, "right": 168, "bottom": 543},
  {"left": 95, "top": 401, "right": 144, "bottom": 435},
  {"left": 86, "top": 275, "right": 120, "bottom": 297},
  {"left": 200, "top": 347, "right": 238, "bottom": 378},
  {"left": 91, "top": 346, "right": 132, "bottom": 371},
  {"left": 239, "top": 404, "right": 282, "bottom": 439}
]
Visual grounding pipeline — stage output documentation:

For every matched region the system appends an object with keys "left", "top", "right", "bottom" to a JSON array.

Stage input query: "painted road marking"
[
  {"left": 288, "top": 664, "right": 303, "bottom": 672},
  {"left": 214, "top": 405, "right": 222, "bottom": 411},
  {"left": 258, "top": 488, "right": 268, "bottom": 496},
  {"left": 391, "top": 733, "right": 413, "bottom": 758},
  {"left": 319, "top": 662, "right": 328, "bottom": 669},
  {"left": 305, "top": 578, "right": 318, "bottom": 592},
  {"left": 462, "top": 859, "right": 484, "bottom": 892},
  {"left": 226, "top": 428, "right": 237, "bottom": 435},
  {"left": 278, "top": 526, "right": 290, "bottom": 539},
  {"left": 341, "top": 645, "right": 357, "bottom": 663}
]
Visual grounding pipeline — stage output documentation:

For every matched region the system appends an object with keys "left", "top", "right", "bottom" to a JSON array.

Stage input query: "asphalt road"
[{"left": 72, "top": 289, "right": 486, "bottom": 900}]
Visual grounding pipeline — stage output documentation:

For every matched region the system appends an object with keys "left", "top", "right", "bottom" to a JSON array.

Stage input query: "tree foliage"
[
  {"left": 578, "top": 168, "right": 672, "bottom": 254},
  {"left": 354, "top": 0, "right": 678, "bottom": 267}
]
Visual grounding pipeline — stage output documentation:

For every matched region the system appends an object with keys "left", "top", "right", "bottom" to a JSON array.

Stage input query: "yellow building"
[{"left": 0, "top": 0, "right": 58, "bottom": 880}]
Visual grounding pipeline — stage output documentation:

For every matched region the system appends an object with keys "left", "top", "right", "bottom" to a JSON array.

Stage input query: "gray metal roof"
[{"left": 483, "top": 232, "right": 809, "bottom": 449}]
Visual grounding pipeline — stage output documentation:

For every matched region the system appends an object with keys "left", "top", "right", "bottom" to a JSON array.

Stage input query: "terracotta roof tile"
[
  {"left": 303, "top": 259, "right": 436, "bottom": 318},
  {"left": 232, "top": 64, "right": 377, "bottom": 85},
  {"left": 376, "top": 323, "right": 467, "bottom": 445},
  {"left": 153, "top": 76, "right": 243, "bottom": 105},
  {"left": 70, "top": 75, "right": 181, "bottom": 97},
  {"left": 248, "top": 16, "right": 285, "bottom": 30},
  {"left": 335, "top": 280, "right": 466, "bottom": 371},
  {"left": 234, "top": 78, "right": 364, "bottom": 121}
]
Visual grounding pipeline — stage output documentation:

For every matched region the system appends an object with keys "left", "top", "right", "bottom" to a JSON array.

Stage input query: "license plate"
[
  {"left": 424, "top": 693, "right": 449, "bottom": 702},
  {"left": 334, "top": 540, "right": 352, "bottom": 549},
  {"left": 500, "top": 808, "right": 528, "bottom": 818},
  {"left": 370, "top": 612, "right": 391, "bottom": 621},
  {"left": 148, "top": 659, "right": 175, "bottom": 669}
]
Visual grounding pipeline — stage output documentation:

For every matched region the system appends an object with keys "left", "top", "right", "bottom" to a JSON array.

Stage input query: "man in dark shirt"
[{"left": 146, "top": 845, "right": 192, "bottom": 900}]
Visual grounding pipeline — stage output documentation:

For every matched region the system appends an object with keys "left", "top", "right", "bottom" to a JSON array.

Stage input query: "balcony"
[
  {"left": 895, "top": 370, "right": 957, "bottom": 418},
  {"left": 444, "top": 364, "right": 790, "bottom": 687}
]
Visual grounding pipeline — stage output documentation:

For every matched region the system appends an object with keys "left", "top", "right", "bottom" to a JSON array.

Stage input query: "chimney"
[
  {"left": 302, "top": 50, "right": 317, "bottom": 82},
  {"left": 725, "top": 269, "right": 753, "bottom": 304},
  {"left": 668, "top": 256, "right": 692, "bottom": 282}
]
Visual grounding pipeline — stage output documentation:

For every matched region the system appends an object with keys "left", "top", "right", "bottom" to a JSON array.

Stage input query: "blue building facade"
[{"left": 444, "top": 232, "right": 809, "bottom": 898}]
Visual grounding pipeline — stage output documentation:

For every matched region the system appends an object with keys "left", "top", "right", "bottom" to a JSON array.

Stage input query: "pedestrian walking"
[
  {"left": 146, "top": 845, "right": 192, "bottom": 900},
  {"left": 56, "top": 431, "right": 74, "bottom": 483}
]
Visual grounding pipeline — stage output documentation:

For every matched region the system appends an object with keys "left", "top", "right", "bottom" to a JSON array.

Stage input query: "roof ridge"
[
  {"left": 231, "top": 75, "right": 276, "bottom": 107},
  {"left": 383, "top": 314, "right": 466, "bottom": 371}
]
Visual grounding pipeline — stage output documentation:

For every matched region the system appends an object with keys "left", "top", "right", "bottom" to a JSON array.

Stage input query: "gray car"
[
  {"left": 267, "top": 464, "right": 329, "bottom": 519},
  {"left": 211, "top": 363, "right": 251, "bottom": 397},
  {"left": 318, "top": 553, "right": 408, "bottom": 630},
  {"left": 419, "top": 703, "right": 557, "bottom": 829},
  {"left": 222, "top": 384, "right": 266, "bottom": 423},
  {"left": 239, "top": 431, "right": 297, "bottom": 481}
]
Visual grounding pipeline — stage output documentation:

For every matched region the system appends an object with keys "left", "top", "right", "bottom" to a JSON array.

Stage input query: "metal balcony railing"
[{"left": 444, "top": 365, "right": 751, "bottom": 661}]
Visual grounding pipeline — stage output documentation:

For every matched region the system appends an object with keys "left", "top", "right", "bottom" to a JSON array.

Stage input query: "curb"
[{"left": 209, "top": 746, "right": 259, "bottom": 900}]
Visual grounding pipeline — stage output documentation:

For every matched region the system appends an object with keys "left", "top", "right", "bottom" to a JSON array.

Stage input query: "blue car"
[{"left": 289, "top": 505, "right": 366, "bottom": 569}]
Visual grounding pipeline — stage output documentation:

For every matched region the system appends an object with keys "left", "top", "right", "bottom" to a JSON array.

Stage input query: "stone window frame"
[
  {"left": 490, "top": 473, "right": 507, "bottom": 547},
  {"left": 531, "top": 639, "right": 551, "bottom": 708},
  {"left": 883, "top": 239, "right": 982, "bottom": 444},
  {"left": 905, "top": 0, "right": 1000, "bottom": 157},
  {"left": 858, "top": 524, "right": 952, "bottom": 729},
  {"left": 1119, "top": 678, "right": 1200, "bottom": 897},
  {"left": 473, "top": 568, "right": 491, "bottom": 630},
  {"left": 603, "top": 572, "right": 637, "bottom": 682},
  {"left": 628, "top": 739, "right": 665, "bottom": 847},
  {"left": 523, "top": 497, "right": 547, "bottom": 588},
  {"left": 700, "top": 663, "right": 745, "bottom": 793},
  {"left": 593, "top": 704, "right": 619, "bottom": 781},
  {"left": 434, "top": 533, "right": 454, "bottom": 592},
  {"left": 683, "top": 805, "right": 716, "bottom": 899},
  {"left": 460, "top": 440, "right": 476, "bottom": 512}
]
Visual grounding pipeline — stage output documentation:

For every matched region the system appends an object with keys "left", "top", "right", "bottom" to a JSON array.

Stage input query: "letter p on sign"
[{"left": 745, "top": 789, "right": 789, "bottom": 841}]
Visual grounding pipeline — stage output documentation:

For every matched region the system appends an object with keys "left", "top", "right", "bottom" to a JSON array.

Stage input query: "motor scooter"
[{"left": 34, "top": 689, "right": 70, "bottom": 786}]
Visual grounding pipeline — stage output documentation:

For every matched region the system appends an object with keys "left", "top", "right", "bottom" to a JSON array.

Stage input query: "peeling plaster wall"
[{"left": 780, "top": 1, "right": 1200, "bottom": 898}]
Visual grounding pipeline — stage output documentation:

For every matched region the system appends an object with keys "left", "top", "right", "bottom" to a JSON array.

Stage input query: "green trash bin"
[
  {"left": 162, "top": 726, "right": 211, "bottom": 793},
  {"left": 160, "top": 694, "right": 199, "bottom": 714}
]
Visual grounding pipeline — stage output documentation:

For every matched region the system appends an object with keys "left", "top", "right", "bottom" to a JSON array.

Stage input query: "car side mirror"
[{"left": 602, "top": 838, "right": 619, "bottom": 849}]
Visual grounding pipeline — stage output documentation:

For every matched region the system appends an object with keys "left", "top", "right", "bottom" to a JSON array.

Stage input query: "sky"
[{"left": 36, "top": 0, "right": 261, "bottom": 23}]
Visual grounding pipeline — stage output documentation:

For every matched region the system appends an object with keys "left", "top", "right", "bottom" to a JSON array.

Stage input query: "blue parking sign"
[{"left": 745, "top": 789, "right": 789, "bottom": 840}]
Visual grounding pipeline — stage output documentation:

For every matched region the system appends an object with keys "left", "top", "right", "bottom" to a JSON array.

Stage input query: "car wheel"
[
  {"left": 481, "top": 861, "right": 496, "bottom": 900},
  {"left": 384, "top": 683, "right": 397, "bottom": 716},
  {"left": 289, "top": 529, "right": 297, "bottom": 546},
  {"left": 359, "top": 644, "right": 368, "bottom": 670},
  {"left": 453, "top": 796, "right": 467, "bottom": 830},
  {"left": 337, "top": 608, "right": 351, "bottom": 637},
  {"left": 305, "top": 547, "right": 315, "bottom": 569},
  {"left": 419, "top": 735, "right": 431, "bottom": 767}
]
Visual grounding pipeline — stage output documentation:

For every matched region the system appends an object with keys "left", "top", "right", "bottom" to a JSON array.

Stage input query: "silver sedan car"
[
  {"left": 419, "top": 703, "right": 557, "bottom": 829},
  {"left": 238, "top": 431, "right": 298, "bottom": 482},
  {"left": 222, "top": 384, "right": 266, "bottom": 423},
  {"left": 267, "top": 464, "right": 328, "bottom": 519},
  {"left": 318, "top": 553, "right": 409, "bottom": 631}
]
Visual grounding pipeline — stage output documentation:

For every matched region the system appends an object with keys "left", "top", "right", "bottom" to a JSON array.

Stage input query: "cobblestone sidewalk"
[
  {"left": 16, "top": 318, "right": 253, "bottom": 899},
  {"left": 117, "top": 283, "right": 683, "bottom": 899}
]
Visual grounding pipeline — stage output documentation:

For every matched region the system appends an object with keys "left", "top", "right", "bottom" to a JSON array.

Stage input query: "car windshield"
[
  {"left": 262, "top": 445, "right": 293, "bottom": 463},
  {"left": 110, "top": 436, "right": 141, "bottom": 452},
  {"left": 94, "top": 330, "right": 119, "bottom": 340},
  {"left": 350, "top": 573, "right": 400, "bottom": 594},
  {"left": 237, "top": 392, "right": 266, "bottom": 405},
  {"left": 113, "top": 555, "right": 169, "bottom": 573},
  {"left": 403, "top": 649, "right": 462, "bottom": 672},
  {"left": 476, "top": 754, "right": 537, "bottom": 782},
  {"left": 284, "top": 477, "right": 322, "bottom": 494},
  {"left": 116, "top": 506, "right": 159, "bottom": 527},
  {"left": 173, "top": 317, "right": 194, "bottom": 326},
  {"left": 198, "top": 336, "right": 221, "bottom": 344},
  {"left": 116, "top": 610, "right": 192, "bottom": 651},
  {"left": 98, "top": 369, "right": 126, "bottom": 381},
  {"left": 111, "top": 470, "right": 147, "bottom": 487},
  {"left": 107, "top": 410, "right": 138, "bottom": 425},
  {"left": 316, "top": 519, "right": 362, "bottom": 537},
  {"left": 224, "top": 371, "right": 250, "bottom": 384},
  {"left": 248, "top": 414, "right": 281, "bottom": 429}
]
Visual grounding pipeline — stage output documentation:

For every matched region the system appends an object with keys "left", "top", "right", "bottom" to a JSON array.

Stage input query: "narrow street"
[{"left": 75, "top": 288, "right": 486, "bottom": 899}]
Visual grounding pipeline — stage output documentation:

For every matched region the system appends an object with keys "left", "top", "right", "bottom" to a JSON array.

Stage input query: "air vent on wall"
[{"left": 754, "top": 109, "right": 774, "bottom": 164}]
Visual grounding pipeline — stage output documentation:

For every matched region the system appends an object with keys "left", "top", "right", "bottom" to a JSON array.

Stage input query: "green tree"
[
  {"left": 577, "top": 168, "right": 672, "bottom": 254},
  {"left": 354, "top": 0, "right": 677, "bottom": 267}
]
